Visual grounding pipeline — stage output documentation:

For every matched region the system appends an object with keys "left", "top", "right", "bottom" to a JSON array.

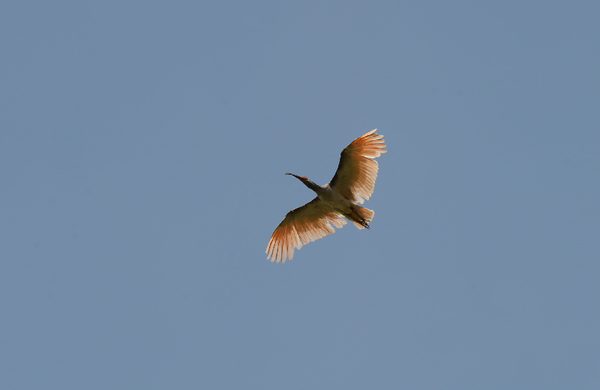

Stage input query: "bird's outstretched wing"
[
  {"left": 329, "top": 129, "right": 386, "bottom": 204},
  {"left": 266, "top": 198, "right": 347, "bottom": 263}
]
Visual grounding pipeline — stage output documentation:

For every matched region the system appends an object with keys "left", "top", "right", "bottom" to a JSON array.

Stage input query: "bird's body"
[
  {"left": 314, "top": 183, "right": 371, "bottom": 228},
  {"left": 266, "top": 129, "right": 386, "bottom": 263}
]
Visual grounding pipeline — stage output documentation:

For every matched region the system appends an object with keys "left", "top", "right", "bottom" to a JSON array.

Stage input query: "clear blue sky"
[{"left": 1, "top": 1, "right": 599, "bottom": 389}]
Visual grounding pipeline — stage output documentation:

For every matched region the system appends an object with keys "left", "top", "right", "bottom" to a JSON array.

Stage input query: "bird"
[{"left": 266, "top": 129, "right": 386, "bottom": 263}]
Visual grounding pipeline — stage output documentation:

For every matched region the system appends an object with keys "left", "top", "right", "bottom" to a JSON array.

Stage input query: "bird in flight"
[{"left": 266, "top": 129, "right": 386, "bottom": 263}]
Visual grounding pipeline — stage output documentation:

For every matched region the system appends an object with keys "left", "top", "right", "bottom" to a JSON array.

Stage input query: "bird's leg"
[{"left": 349, "top": 205, "right": 370, "bottom": 229}]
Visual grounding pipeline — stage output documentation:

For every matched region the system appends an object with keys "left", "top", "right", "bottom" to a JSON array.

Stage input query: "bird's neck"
[{"left": 302, "top": 179, "right": 324, "bottom": 194}]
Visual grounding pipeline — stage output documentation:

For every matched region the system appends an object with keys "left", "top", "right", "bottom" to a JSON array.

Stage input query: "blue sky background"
[{"left": 1, "top": 1, "right": 599, "bottom": 389}]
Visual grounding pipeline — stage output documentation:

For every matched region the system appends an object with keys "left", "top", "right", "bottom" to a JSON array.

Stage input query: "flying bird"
[{"left": 266, "top": 129, "right": 386, "bottom": 263}]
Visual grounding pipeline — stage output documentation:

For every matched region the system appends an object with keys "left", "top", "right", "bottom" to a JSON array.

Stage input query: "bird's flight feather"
[
  {"left": 329, "top": 129, "right": 386, "bottom": 204},
  {"left": 266, "top": 198, "right": 346, "bottom": 263}
]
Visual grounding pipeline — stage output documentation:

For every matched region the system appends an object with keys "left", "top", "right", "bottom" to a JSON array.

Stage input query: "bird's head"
[
  {"left": 285, "top": 172, "right": 323, "bottom": 193},
  {"left": 285, "top": 172, "right": 308, "bottom": 181}
]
